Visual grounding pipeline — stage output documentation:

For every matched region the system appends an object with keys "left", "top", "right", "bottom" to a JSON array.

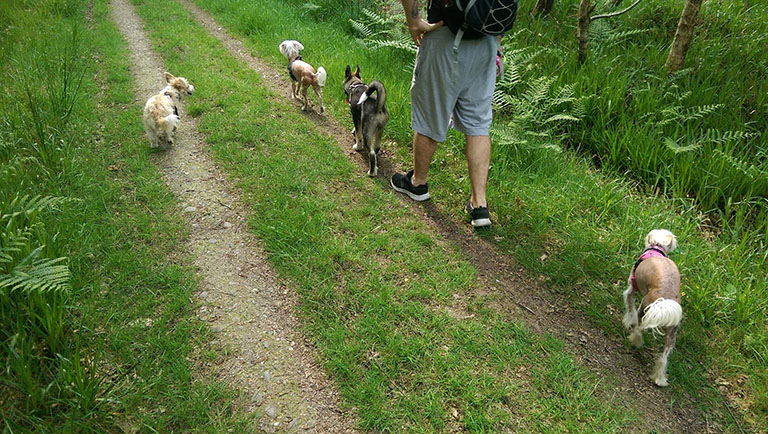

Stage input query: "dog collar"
[
  {"left": 345, "top": 83, "right": 367, "bottom": 104},
  {"left": 288, "top": 56, "right": 302, "bottom": 81},
  {"left": 630, "top": 246, "right": 667, "bottom": 290},
  {"left": 163, "top": 93, "right": 179, "bottom": 118}
]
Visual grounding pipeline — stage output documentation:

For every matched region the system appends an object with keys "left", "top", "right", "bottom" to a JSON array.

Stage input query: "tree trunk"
[
  {"left": 577, "top": 0, "right": 591, "bottom": 63},
  {"left": 664, "top": 0, "right": 704, "bottom": 72},
  {"left": 532, "top": 0, "right": 554, "bottom": 17}
]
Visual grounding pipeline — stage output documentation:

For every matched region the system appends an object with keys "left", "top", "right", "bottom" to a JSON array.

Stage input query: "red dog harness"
[{"left": 630, "top": 246, "right": 667, "bottom": 291}]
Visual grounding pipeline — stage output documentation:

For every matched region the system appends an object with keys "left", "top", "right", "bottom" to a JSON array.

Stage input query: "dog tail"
[
  {"left": 159, "top": 113, "right": 180, "bottom": 131},
  {"left": 315, "top": 67, "right": 327, "bottom": 87},
  {"left": 358, "top": 80, "right": 386, "bottom": 113},
  {"left": 640, "top": 298, "right": 682, "bottom": 333}
]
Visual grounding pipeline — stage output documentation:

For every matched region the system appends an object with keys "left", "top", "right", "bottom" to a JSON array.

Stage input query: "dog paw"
[
  {"left": 629, "top": 331, "right": 644, "bottom": 348},
  {"left": 652, "top": 375, "right": 668, "bottom": 387},
  {"left": 367, "top": 169, "right": 377, "bottom": 177},
  {"left": 622, "top": 312, "right": 637, "bottom": 330},
  {"left": 352, "top": 143, "right": 361, "bottom": 151},
  {"left": 319, "top": 106, "right": 325, "bottom": 113}
]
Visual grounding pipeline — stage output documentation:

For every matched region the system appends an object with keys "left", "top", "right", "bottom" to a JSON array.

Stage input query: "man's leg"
[
  {"left": 466, "top": 135, "right": 490, "bottom": 208},
  {"left": 390, "top": 132, "right": 434, "bottom": 202},
  {"left": 412, "top": 132, "right": 438, "bottom": 186}
]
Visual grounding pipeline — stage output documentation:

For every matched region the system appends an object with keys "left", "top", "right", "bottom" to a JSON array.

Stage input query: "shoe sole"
[
  {"left": 391, "top": 179, "right": 430, "bottom": 201},
  {"left": 471, "top": 218, "right": 492, "bottom": 228},
  {"left": 466, "top": 202, "right": 491, "bottom": 228}
]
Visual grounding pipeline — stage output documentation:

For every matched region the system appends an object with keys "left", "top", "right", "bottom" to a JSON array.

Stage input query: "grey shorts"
[{"left": 410, "top": 27, "right": 497, "bottom": 142}]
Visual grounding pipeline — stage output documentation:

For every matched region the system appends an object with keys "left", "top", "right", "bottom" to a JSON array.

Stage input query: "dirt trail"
[
  {"left": 109, "top": 0, "right": 356, "bottom": 431},
  {"left": 176, "top": 1, "right": 718, "bottom": 432}
]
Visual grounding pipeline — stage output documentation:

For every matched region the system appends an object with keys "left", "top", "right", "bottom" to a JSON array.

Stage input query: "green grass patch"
[{"left": 127, "top": 0, "right": 655, "bottom": 430}]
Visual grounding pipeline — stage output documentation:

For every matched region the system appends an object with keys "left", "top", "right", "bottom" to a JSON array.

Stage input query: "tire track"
[{"left": 109, "top": 0, "right": 356, "bottom": 431}]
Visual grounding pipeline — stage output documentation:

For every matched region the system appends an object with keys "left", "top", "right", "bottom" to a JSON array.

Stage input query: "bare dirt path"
[
  {"left": 177, "top": 1, "right": 717, "bottom": 432},
  {"left": 109, "top": 0, "right": 356, "bottom": 431}
]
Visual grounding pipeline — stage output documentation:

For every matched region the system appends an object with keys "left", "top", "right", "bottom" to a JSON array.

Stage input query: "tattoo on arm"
[{"left": 410, "top": 1, "right": 420, "bottom": 19}]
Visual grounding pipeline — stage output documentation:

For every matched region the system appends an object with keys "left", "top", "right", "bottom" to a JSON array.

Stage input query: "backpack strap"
[{"left": 451, "top": 0, "right": 479, "bottom": 82}]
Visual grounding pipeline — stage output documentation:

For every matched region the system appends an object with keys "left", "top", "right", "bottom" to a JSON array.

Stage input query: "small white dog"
[
  {"left": 143, "top": 72, "right": 194, "bottom": 149},
  {"left": 278, "top": 40, "right": 326, "bottom": 113},
  {"left": 622, "top": 229, "right": 682, "bottom": 387}
]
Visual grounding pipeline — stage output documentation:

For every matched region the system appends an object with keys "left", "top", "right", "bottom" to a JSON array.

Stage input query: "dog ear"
[
  {"left": 164, "top": 72, "right": 175, "bottom": 83},
  {"left": 353, "top": 65, "right": 360, "bottom": 78},
  {"left": 644, "top": 231, "right": 658, "bottom": 249},
  {"left": 345, "top": 65, "right": 351, "bottom": 79},
  {"left": 664, "top": 232, "right": 677, "bottom": 253},
  {"left": 296, "top": 41, "right": 304, "bottom": 51}
]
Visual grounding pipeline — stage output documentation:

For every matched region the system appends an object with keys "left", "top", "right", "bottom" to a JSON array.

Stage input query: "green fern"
[
  {"left": 0, "top": 252, "right": 70, "bottom": 294},
  {"left": 349, "top": 8, "right": 416, "bottom": 54},
  {"left": 664, "top": 137, "right": 703, "bottom": 154},
  {"left": 491, "top": 54, "right": 582, "bottom": 154},
  {"left": 713, "top": 149, "right": 767, "bottom": 182},
  {"left": 0, "top": 193, "right": 71, "bottom": 295},
  {"left": 693, "top": 129, "right": 759, "bottom": 147}
]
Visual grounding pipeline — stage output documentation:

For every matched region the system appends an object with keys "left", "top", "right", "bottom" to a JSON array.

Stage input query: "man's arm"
[{"left": 399, "top": 0, "right": 443, "bottom": 46}]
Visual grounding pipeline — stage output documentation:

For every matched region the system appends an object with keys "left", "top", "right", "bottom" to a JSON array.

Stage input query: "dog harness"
[
  {"left": 288, "top": 56, "right": 302, "bottom": 81},
  {"left": 630, "top": 246, "right": 667, "bottom": 291},
  {"left": 345, "top": 83, "right": 367, "bottom": 105},
  {"left": 164, "top": 92, "right": 179, "bottom": 118}
]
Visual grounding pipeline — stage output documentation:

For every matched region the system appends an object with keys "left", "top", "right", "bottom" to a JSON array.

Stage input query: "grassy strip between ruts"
[
  {"left": 81, "top": 1, "right": 254, "bottom": 430},
  {"left": 127, "top": 0, "right": 655, "bottom": 431},
  {"left": 187, "top": 0, "right": 765, "bottom": 430},
  {"left": 3, "top": 0, "right": 251, "bottom": 430}
]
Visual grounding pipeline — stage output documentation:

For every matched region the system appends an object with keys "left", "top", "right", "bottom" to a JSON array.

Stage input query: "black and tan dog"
[{"left": 343, "top": 65, "right": 388, "bottom": 177}]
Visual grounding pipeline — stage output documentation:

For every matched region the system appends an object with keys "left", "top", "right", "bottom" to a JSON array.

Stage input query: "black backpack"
[
  {"left": 455, "top": 0, "right": 519, "bottom": 36},
  {"left": 432, "top": 0, "right": 519, "bottom": 80}
]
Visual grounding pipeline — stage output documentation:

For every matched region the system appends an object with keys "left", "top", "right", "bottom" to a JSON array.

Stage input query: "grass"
[
  {"left": 1, "top": 0, "right": 251, "bottom": 430},
  {"left": 187, "top": 0, "right": 766, "bottom": 430},
  {"left": 124, "top": 0, "right": 675, "bottom": 430},
  {"left": 1, "top": 0, "right": 764, "bottom": 431}
]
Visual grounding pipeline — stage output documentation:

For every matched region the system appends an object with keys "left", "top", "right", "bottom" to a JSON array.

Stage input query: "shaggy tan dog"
[{"left": 143, "top": 72, "right": 194, "bottom": 149}]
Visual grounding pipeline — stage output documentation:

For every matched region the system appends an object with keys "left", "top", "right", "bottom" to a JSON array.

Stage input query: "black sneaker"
[
  {"left": 391, "top": 170, "right": 430, "bottom": 201},
  {"left": 466, "top": 201, "right": 492, "bottom": 228}
]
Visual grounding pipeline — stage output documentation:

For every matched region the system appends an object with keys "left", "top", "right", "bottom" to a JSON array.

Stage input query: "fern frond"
[
  {"left": 366, "top": 36, "right": 416, "bottom": 54},
  {"left": 349, "top": 20, "right": 376, "bottom": 39},
  {"left": 0, "top": 254, "right": 70, "bottom": 294},
  {"left": 681, "top": 104, "right": 725, "bottom": 123},
  {"left": 544, "top": 114, "right": 580, "bottom": 124},
  {"left": 1, "top": 194, "right": 70, "bottom": 222},
  {"left": 602, "top": 28, "right": 651, "bottom": 43},
  {"left": 713, "top": 149, "right": 765, "bottom": 181},
  {"left": 523, "top": 77, "right": 554, "bottom": 105},
  {"left": 693, "top": 129, "right": 758, "bottom": 147},
  {"left": 664, "top": 137, "right": 702, "bottom": 154}
]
